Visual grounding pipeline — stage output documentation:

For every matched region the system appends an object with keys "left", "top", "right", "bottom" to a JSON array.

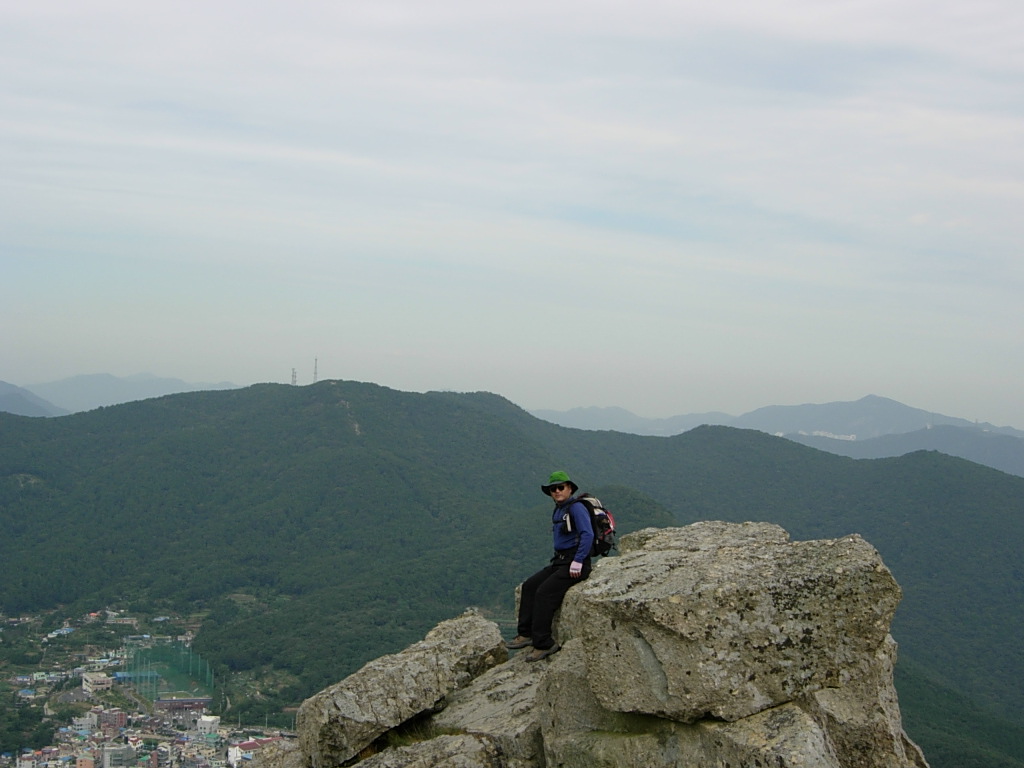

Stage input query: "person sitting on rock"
[{"left": 506, "top": 470, "right": 594, "bottom": 661}]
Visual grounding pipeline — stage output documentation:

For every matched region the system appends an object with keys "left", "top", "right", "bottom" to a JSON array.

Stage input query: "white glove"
[{"left": 569, "top": 561, "right": 583, "bottom": 578}]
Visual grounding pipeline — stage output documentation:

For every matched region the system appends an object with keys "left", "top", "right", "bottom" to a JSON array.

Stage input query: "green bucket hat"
[{"left": 541, "top": 470, "right": 579, "bottom": 496}]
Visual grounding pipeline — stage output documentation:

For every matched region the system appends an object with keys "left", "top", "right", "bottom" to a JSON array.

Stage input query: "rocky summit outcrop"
[
  {"left": 297, "top": 611, "right": 508, "bottom": 767},
  {"left": 261, "top": 521, "right": 928, "bottom": 768}
]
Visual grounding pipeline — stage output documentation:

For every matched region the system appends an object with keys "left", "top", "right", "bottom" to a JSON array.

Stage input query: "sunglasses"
[{"left": 549, "top": 483, "right": 569, "bottom": 492}]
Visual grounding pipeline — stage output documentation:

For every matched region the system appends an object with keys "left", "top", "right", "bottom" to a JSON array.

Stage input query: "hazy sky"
[{"left": 3, "top": 1, "right": 1022, "bottom": 426}]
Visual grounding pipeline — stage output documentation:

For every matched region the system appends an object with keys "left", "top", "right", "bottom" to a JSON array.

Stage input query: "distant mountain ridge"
[
  {"left": 19, "top": 373, "right": 240, "bottom": 413},
  {"left": 732, "top": 395, "right": 1022, "bottom": 439},
  {"left": 7, "top": 380, "right": 1021, "bottom": 479},
  {"left": 0, "top": 381, "right": 68, "bottom": 417},
  {"left": 529, "top": 405, "right": 733, "bottom": 435},
  {"left": 532, "top": 395, "right": 1024, "bottom": 478},
  {"left": 532, "top": 395, "right": 1022, "bottom": 438},
  {"left": 788, "top": 425, "right": 1024, "bottom": 478}
]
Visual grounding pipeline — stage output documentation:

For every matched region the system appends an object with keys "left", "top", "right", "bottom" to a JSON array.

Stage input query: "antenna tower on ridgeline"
[
  {"left": 291, "top": 368, "right": 297, "bottom": 386},
  {"left": 314, "top": 358, "right": 318, "bottom": 384}
]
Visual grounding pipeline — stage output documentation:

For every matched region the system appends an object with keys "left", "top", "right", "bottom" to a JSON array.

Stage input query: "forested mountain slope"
[
  {"left": 0, "top": 382, "right": 675, "bottom": 688},
  {"left": 1, "top": 380, "right": 1022, "bottom": 763}
]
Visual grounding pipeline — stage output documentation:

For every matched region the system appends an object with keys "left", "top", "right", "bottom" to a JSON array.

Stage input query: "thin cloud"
[{"left": 2, "top": 0, "right": 1023, "bottom": 425}]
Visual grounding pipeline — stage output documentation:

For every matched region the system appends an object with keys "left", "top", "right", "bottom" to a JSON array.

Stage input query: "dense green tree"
[{"left": 0, "top": 702, "right": 47, "bottom": 756}]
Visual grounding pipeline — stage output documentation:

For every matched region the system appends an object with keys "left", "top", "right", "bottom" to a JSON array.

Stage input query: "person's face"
[{"left": 549, "top": 483, "right": 572, "bottom": 501}]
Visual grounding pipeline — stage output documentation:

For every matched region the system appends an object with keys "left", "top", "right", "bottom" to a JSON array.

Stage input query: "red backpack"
[{"left": 576, "top": 493, "right": 617, "bottom": 557}]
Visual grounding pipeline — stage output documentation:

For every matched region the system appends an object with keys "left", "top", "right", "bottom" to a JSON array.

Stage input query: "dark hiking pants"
[{"left": 517, "top": 551, "right": 592, "bottom": 650}]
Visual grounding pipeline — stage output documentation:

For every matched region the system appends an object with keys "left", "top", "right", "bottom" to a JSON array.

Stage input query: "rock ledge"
[{"left": 264, "top": 522, "right": 928, "bottom": 768}]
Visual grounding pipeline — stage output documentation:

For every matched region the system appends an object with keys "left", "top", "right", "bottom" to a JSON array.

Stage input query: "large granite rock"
[
  {"left": 805, "top": 634, "right": 929, "bottom": 768},
  {"left": 536, "top": 635, "right": 924, "bottom": 768},
  {"left": 536, "top": 636, "right": 840, "bottom": 768},
  {"left": 431, "top": 655, "right": 549, "bottom": 768},
  {"left": 259, "top": 523, "right": 927, "bottom": 768},
  {"left": 558, "top": 521, "right": 902, "bottom": 722},
  {"left": 353, "top": 733, "right": 504, "bottom": 768},
  {"left": 295, "top": 609, "right": 507, "bottom": 767}
]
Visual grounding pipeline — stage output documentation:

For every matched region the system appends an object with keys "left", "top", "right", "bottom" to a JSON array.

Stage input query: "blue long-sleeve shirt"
[{"left": 552, "top": 497, "right": 594, "bottom": 563}]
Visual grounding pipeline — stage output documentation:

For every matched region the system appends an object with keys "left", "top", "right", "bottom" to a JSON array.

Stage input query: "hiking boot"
[
  {"left": 505, "top": 635, "right": 532, "bottom": 650},
  {"left": 525, "top": 643, "right": 560, "bottom": 662}
]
